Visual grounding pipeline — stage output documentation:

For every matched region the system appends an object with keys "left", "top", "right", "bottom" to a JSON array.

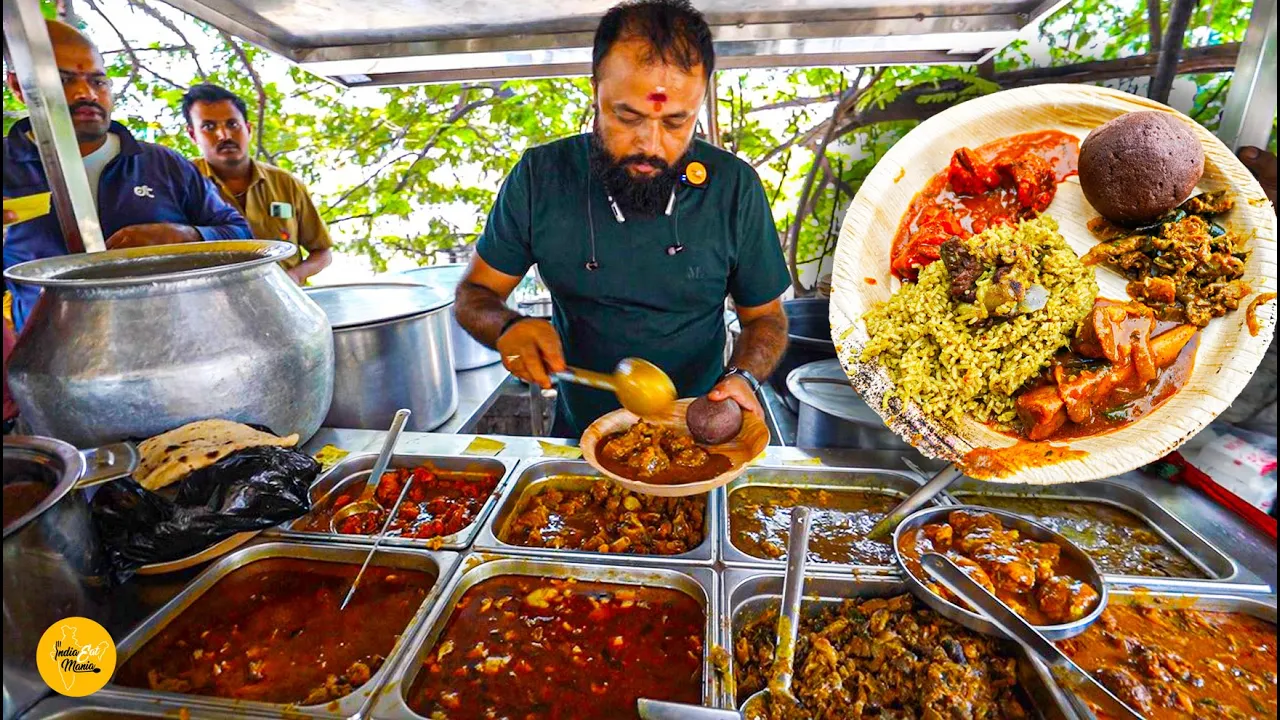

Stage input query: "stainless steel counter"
[{"left": 435, "top": 362, "right": 511, "bottom": 434}]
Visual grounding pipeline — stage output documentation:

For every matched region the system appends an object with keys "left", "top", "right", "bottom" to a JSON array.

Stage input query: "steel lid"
[
  {"left": 397, "top": 264, "right": 467, "bottom": 290},
  {"left": 786, "top": 358, "right": 885, "bottom": 427},
  {"left": 305, "top": 282, "right": 453, "bottom": 330}
]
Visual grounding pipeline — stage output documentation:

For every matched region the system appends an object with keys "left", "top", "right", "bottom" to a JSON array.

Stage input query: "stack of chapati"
[{"left": 133, "top": 419, "right": 300, "bottom": 491}]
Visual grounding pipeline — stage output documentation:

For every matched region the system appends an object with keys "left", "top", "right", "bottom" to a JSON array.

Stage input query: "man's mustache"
[
  {"left": 619, "top": 154, "right": 669, "bottom": 171},
  {"left": 68, "top": 101, "right": 106, "bottom": 117},
  {"left": 217, "top": 141, "right": 240, "bottom": 152}
]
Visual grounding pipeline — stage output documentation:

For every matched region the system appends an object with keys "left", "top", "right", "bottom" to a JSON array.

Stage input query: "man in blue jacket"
[{"left": 3, "top": 20, "right": 251, "bottom": 331}]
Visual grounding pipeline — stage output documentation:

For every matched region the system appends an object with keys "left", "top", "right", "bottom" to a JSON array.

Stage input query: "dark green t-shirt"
[{"left": 476, "top": 134, "right": 790, "bottom": 435}]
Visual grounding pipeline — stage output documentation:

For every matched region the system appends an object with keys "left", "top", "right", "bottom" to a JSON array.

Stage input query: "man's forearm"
[
  {"left": 730, "top": 313, "right": 789, "bottom": 381},
  {"left": 456, "top": 281, "right": 522, "bottom": 349},
  {"left": 290, "top": 248, "right": 332, "bottom": 283}
]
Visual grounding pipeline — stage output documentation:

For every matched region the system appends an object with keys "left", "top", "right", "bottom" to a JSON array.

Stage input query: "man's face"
[
  {"left": 187, "top": 100, "right": 251, "bottom": 170},
  {"left": 591, "top": 38, "right": 705, "bottom": 214},
  {"left": 53, "top": 40, "right": 112, "bottom": 144}
]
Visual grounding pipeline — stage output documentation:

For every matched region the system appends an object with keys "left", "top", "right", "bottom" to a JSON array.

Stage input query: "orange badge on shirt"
[{"left": 683, "top": 161, "right": 708, "bottom": 188}]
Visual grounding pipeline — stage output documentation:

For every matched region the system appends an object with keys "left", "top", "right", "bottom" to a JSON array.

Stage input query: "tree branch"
[
  {"left": 128, "top": 0, "right": 207, "bottom": 80},
  {"left": 1150, "top": 0, "right": 1199, "bottom": 103},
  {"left": 82, "top": 0, "right": 140, "bottom": 96},
  {"left": 1146, "top": 0, "right": 1163, "bottom": 52},
  {"left": 218, "top": 30, "right": 271, "bottom": 161}
]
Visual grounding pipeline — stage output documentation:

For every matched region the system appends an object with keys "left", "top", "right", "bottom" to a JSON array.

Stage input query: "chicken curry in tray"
[
  {"left": 115, "top": 558, "right": 432, "bottom": 706},
  {"left": 897, "top": 510, "right": 1100, "bottom": 626},
  {"left": 407, "top": 576, "right": 705, "bottom": 720},
  {"left": 501, "top": 478, "right": 706, "bottom": 555},
  {"left": 735, "top": 593, "right": 1036, "bottom": 719},
  {"left": 1058, "top": 602, "right": 1277, "bottom": 720}
]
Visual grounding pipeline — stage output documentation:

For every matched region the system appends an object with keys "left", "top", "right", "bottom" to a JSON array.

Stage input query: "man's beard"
[{"left": 588, "top": 127, "right": 691, "bottom": 218}]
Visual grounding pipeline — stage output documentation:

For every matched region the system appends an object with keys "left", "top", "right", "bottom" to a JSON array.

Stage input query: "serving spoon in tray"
[
  {"left": 739, "top": 506, "right": 813, "bottom": 720},
  {"left": 338, "top": 408, "right": 410, "bottom": 610},
  {"left": 919, "top": 553, "right": 1144, "bottom": 720}
]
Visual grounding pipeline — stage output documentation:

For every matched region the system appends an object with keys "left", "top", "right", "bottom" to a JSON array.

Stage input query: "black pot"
[{"left": 729, "top": 298, "right": 837, "bottom": 412}]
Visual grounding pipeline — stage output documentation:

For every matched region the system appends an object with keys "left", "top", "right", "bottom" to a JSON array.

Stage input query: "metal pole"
[
  {"left": 1218, "top": 0, "right": 1278, "bottom": 150},
  {"left": 2, "top": 0, "right": 106, "bottom": 253},
  {"left": 703, "top": 71, "right": 721, "bottom": 147}
]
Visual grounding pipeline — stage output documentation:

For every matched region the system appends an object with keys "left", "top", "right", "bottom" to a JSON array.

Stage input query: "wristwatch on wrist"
[{"left": 720, "top": 366, "right": 761, "bottom": 392}]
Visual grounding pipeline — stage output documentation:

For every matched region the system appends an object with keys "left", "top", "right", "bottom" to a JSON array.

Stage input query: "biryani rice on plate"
[{"left": 860, "top": 216, "right": 1097, "bottom": 428}]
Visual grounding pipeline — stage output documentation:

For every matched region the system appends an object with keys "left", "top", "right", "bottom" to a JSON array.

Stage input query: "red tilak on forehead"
[{"left": 647, "top": 92, "right": 668, "bottom": 103}]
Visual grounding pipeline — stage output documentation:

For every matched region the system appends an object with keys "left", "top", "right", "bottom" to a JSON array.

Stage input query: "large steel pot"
[
  {"left": 730, "top": 298, "right": 836, "bottom": 413},
  {"left": 306, "top": 283, "right": 458, "bottom": 432},
  {"left": 787, "top": 359, "right": 910, "bottom": 450},
  {"left": 397, "top": 264, "right": 501, "bottom": 370},
  {"left": 4, "top": 241, "right": 334, "bottom": 447},
  {"left": 3, "top": 436, "right": 135, "bottom": 720}
]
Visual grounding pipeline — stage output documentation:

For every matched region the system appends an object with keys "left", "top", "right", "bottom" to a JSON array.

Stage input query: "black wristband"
[{"left": 498, "top": 314, "right": 530, "bottom": 340}]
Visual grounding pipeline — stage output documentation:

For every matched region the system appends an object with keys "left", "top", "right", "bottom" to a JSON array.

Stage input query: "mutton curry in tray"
[{"left": 1058, "top": 601, "right": 1277, "bottom": 720}]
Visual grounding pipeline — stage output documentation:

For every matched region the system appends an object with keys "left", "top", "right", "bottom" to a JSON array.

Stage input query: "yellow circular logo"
[
  {"left": 684, "top": 161, "right": 708, "bottom": 186},
  {"left": 36, "top": 617, "right": 116, "bottom": 697}
]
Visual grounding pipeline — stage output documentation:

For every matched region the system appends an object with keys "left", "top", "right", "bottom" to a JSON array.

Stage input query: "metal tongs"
[
  {"left": 339, "top": 408, "right": 410, "bottom": 610},
  {"left": 920, "top": 553, "right": 1144, "bottom": 720}
]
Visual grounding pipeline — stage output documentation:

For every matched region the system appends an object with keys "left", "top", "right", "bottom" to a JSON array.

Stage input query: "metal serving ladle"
[
  {"left": 867, "top": 459, "right": 964, "bottom": 540},
  {"left": 920, "top": 553, "right": 1144, "bottom": 720},
  {"left": 553, "top": 357, "right": 677, "bottom": 417},
  {"left": 329, "top": 409, "right": 411, "bottom": 533},
  {"left": 739, "top": 506, "right": 813, "bottom": 720}
]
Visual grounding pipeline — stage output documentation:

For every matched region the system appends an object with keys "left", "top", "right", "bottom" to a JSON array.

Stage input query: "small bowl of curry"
[
  {"left": 894, "top": 506, "right": 1107, "bottom": 641},
  {"left": 580, "top": 398, "right": 770, "bottom": 498}
]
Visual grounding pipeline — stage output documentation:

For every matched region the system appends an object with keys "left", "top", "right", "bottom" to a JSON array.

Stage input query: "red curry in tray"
[
  {"left": 407, "top": 576, "right": 705, "bottom": 719},
  {"left": 115, "top": 558, "right": 433, "bottom": 706},
  {"left": 892, "top": 130, "right": 1079, "bottom": 280},
  {"left": 305, "top": 465, "right": 499, "bottom": 542}
]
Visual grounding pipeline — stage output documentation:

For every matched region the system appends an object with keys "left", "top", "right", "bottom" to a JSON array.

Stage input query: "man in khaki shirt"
[{"left": 182, "top": 84, "right": 332, "bottom": 284}]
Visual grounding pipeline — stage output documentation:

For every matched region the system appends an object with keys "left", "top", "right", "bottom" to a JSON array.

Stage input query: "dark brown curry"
[
  {"left": 898, "top": 509, "right": 1100, "bottom": 626},
  {"left": 3, "top": 480, "right": 50, "bottom": 528},
  {"left": 599, "top": 421, "right": 731, "bottom": 485},
  {"left": 501, "top": 478, "right": 706, "bottom": 555},
  {"left": 958, "top": 494, "right": 1205, "bottom": 579},
  {"left": 735, "top": 593, "right": 1034, "bottom": 718},
  {"left": 728, "top": 486, "right": 896, "bottom": 565},
  {"left": 1058, "top": 602, "right": 1277, "bottom": 720}
]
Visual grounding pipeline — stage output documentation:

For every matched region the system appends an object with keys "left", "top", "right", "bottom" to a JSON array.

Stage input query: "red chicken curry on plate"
[
  {"left": 599, "top": 421, "right": 731, "bottom": 485},
  {"left": 891, "top": 130, "right": 1079, "bottom": 280},
  {"left": 897, "top": 509, "right": 1100, "bottom": 626}
]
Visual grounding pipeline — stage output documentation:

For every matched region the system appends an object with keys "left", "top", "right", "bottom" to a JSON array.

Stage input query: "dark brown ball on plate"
[
  {"left": 1079, "top": 111, "right": 1205, "bottom": 225},
  {"left": 686, "top": 395, "right": 743, "bottom": 445}
]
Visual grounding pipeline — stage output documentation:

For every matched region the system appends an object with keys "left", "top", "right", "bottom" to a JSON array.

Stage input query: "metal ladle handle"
[
  {"left": 636, "top": 699, "right": 742, "bottom": 719},
  {"left": 769, "top": 506, "right": 812, "bottom": 699},
  {"left": 920, "top": 553, "right": 1143, "bottom": 720},
  {"left": 867, "top": 463, "right": 963, "bottom": 540},
  {"left": 340, "top": 408, "right": 411, "bottom": 610}
]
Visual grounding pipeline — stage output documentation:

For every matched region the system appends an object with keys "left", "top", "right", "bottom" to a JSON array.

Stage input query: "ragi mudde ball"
[
  {"left": 686, "top": 395, "right": 742, "bottom": 445},
  {"left": 1078, "top": 111, "right": 1204, "bottom": 225}
]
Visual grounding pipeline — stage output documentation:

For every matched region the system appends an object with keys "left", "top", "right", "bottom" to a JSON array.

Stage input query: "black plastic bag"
[{"left": 92, "top": 445, "right": 318, "bottom": 584}]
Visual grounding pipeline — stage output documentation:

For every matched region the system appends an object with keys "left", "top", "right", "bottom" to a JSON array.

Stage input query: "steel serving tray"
[
  {"left": 941, "top": 479, "right": 1266, "bottom": 592},
  {"left": 721, "top": 569, "right": 1076, "bottom": 720},
  {"left": 266, "top": 453, "right": 518, "bottom": 551},
  {"left": 472, "top": 459, "right": 717, "bottom": 565},
  {"left": 369, "top": 554, "right": 722, "bottom": 718},
  {"left": 93, "top": 541, "right": 460, "bottom": 720},
  {"left": 893, "top": 505, "right": 1109, "bottom": 641},
  {"left": 719, "top": 464, "right": 930, "bottom": 573},
  {"left": 20, "top": 694, "right": 250, "bottom": 719},
  {"left": 1058, "top": 588, "right": 1277, "bottom": 720}
]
